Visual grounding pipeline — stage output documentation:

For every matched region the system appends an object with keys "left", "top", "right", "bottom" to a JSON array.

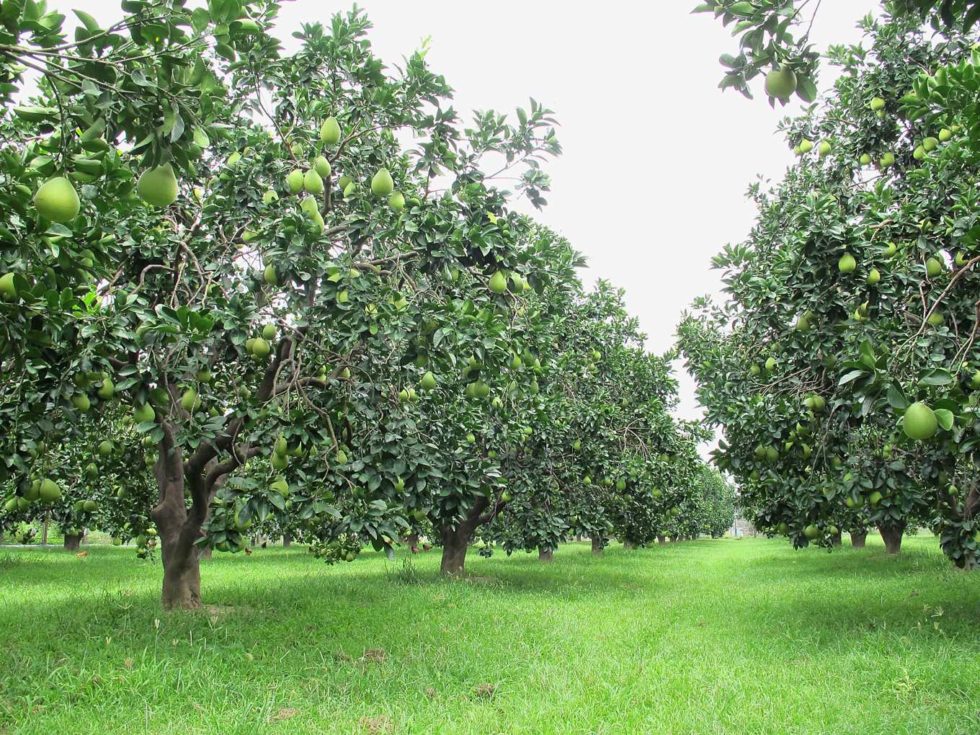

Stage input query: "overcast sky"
[{"left": 49, "top": 0, "right": 878, "bottom": 424}]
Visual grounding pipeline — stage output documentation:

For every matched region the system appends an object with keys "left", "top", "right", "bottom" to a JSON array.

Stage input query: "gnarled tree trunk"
[
  {"left": 148, "top": 344, "right": 283, "bottom": 609},
  {"left": 538, "top": 546, "right": 553, "bottom": 562},
  {"left": 151, "top": 428, "right": 205, "bottom": 610},
  {"left": 63, "top": 533, "right": 82, "bottom": 551},
  {"left": 850, "top": 529, "right": 867, "bottom": 548},
  {"left": 439, "top": 498, "right": 489, "bottom": 575},
  {"left": 877, "top": 522, "right": 905, "bottom": 555},
  {"left": 591, "top": 537, "right": 604, "bottom": 555}
]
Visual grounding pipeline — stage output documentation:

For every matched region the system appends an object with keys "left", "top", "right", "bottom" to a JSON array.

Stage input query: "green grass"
[{"left": 1, "top": 535, "right": 978, "bottom": 734}]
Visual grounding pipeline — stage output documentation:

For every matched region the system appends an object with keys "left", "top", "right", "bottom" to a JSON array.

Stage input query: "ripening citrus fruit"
[
  {"left": 34, "top": 177, "right": 80, "bottom": 222},
  {"left": 137, "top": 164, "right": 179, "bottom": 207},
  {"left": 319, "top": 116, "right": 341, "bottom": 145},
  {"left": 286, "top": 169, "right": 304, "bottom": 194},
  {"left": 250, "top": 337, "right": 271, "bottom": 359},
  {"left": 371, "top": 168, "right": 394, "bottom": 196},
  {"left": 489, "top": 271, "right": 507, "bottom": 294},
  {"left": 765, "top": 68, "right": 797, "bottom": 100},
  {"left": 313, "top": 155, "right": 331, "bottom": 178},
  {"left": 903, "top": 401, "right": 937, "bottom": 440},
  {"left": 180, "top": 388, "right": 199, "bottom": 412},
  {"left": 39, "top": 478, "right": 62, "bottom": 503},
  {"left": 303, "top": 169, "right": 324, "bottom": 195}
]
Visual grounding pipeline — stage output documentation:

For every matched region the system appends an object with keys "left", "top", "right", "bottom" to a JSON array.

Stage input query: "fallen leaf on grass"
[
  {"left": 473, "top": 683, "right": 496, "bottom": 699},
  {"left": 269, "top": 707, "right": 299, "bottom": 723},
  {"left": 358, "top": 715, "right": 392, "bottom": 734},
  {"left": 360, "top": 648, "right": 387, "bottom": 664}
]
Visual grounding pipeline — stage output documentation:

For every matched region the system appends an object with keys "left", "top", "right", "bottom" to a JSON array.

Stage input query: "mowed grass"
[{"left": 1, "top": 536, "right": 977, "bottom": 734}]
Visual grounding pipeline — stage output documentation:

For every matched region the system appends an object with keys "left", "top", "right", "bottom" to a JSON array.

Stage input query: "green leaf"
[
  {"left": 919, "top": 369, "right": 953, "bottom": 386},
  {"left": 72, "top": 9, "right": 99, "bottom": 32},
  {"left": 839, "top": 369, "right": 867, "bottom": 386},
  {"left": 796, "top": 76, "right": 818, "bottom": 103},
  {"left": 886, "top": 385, "right": 909, "bottom": 410},
  {"left": 933, "top": 409, "right": 954, "bottom": 431},
  {"left": 191, "top": 8, "right": 210, "bottom": 34}
]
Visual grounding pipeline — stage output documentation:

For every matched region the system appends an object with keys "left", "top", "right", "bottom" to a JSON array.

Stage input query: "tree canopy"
[
  {"left": 0, "top": 1, "right": 728, "bottom": 607},
  {"left": 681, "top": 6, "right": 978, "bottom": 566}
]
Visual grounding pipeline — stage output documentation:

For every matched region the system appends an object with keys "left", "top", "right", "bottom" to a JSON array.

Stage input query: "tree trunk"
[
  {"left": 199, "top": 546, "right": 212, "bottom": 560},
  {"left": 657, "top": 535, "right": 666, "bottom": 545},
  {"left": 151, "top": 436, "right": 205, "bottom": 610},
  {"left": 877, "top": 522, "right": 905, "bottom": 555},
  {"left": 438, "top": 498, "right": 488, "bottom": 575},
  {"left": 850, "top": 529, "right": 867, "bottom": 548},
  {"left": 830, "top": 530, "right": 842, "bottom": 547},
  {"left": 282, "top": 533, "right": 292, "bottom": 548},
  {"left": 440, "top": 524, "right": 470, "bottom": 575},
  {"left": 63, "top": 533, "right": 82, "bottom": 551},
  {"left": 623, "top": 540, "right": 638, "bottom": 550},
  {"left": 538, "top": 546, "right": 553, "bottom": 562},
  {"left": 591, "top": 537, "right": 604, "bottom": 555},
  {"left": 41, "top": 516, "right": 49, "bottom": 545}
]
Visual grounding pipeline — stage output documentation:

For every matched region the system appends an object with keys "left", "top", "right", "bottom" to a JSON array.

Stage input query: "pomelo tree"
[
  {"left": 1, "top": 3, "right": 577, "bottom": 605},
  {"left": 680, "top": 11, "right": 978, "bottom": 566},
  {"left": 0, "top": 409, "right": 155, "bottom": 550},
  {"left": 480, "top": 279, "right": 691, "bottom": 558}
]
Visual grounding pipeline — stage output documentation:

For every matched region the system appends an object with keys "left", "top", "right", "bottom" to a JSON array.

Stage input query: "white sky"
[{"left": 46, "top": 0, "right": 878, "bottom": 425}]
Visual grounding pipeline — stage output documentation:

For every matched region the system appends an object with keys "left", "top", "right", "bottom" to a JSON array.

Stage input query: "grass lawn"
[{"left": 1, "top": 535, "right": 977, "bottom": 734}]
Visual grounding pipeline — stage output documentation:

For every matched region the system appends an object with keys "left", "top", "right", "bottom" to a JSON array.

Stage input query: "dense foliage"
[
  {"left": 680, "top": 7, "right": 979, "bottom": 566},
  {"left": 0, "top": 1, "right": 727, "bottom": 606}
]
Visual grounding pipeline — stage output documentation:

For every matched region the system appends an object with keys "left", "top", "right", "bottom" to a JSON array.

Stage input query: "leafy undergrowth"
[{"left": 0, "top": 536, "right": 977, "bottom": 734}]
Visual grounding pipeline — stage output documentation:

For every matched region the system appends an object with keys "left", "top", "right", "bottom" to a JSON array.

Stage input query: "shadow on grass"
[{"left": 739, "top": 543, "right": 955, "bottom": 580}]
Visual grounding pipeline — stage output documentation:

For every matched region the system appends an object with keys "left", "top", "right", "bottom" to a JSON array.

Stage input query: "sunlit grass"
[{"left": 1, "top": 535, "right": 977, "bottom": 734}]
